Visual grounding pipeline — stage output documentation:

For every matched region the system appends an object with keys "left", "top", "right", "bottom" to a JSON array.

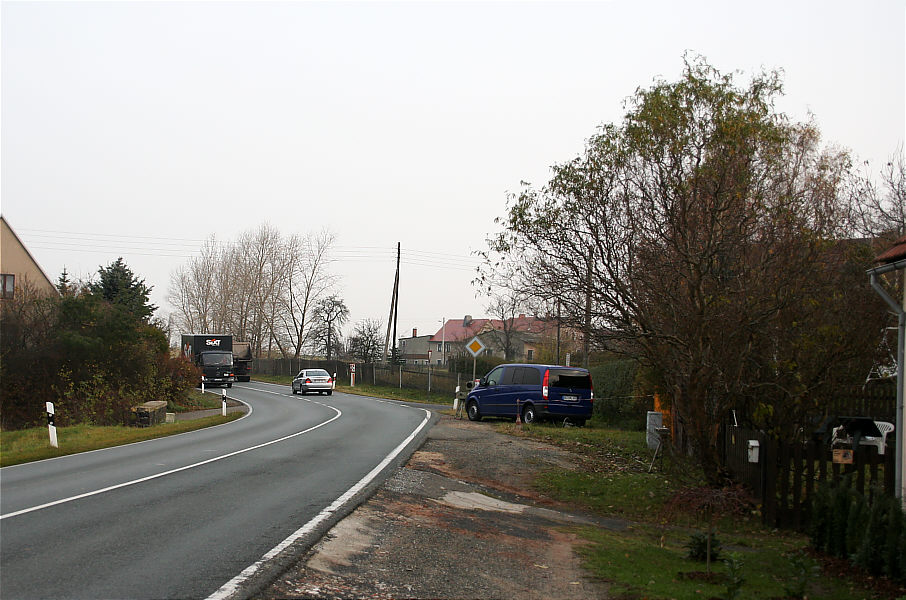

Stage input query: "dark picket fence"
[
  {"left": 721, "top": 385, "right": 898, "bottom": 530},
  {"left": 725, "top": 426, "right": 897, "bottom": 529}
]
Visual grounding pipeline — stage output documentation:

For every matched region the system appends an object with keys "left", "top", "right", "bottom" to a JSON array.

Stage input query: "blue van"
[{"left": 466, "top": 364, "right": 594, "bottom": 426}]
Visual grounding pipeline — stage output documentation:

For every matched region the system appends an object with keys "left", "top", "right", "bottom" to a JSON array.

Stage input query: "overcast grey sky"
[{"left": 2, "top": 0, "right": 904, "bottom": 341}]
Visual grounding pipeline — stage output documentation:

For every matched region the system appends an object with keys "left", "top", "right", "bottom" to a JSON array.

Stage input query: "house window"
[
  {"left": 526, "top": 349, "right": 534, "bottom": 362},
  {"left": 1, "top": 274, "right": 14, "bottom": 299}
]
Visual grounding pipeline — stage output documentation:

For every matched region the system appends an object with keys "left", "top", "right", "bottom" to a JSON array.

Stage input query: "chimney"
[
  {"left": 519, "top": 314, "right": 526, "bottom": 318},
  {"left": 413, "top": 328, "right": 417, "bottom": 337},
  {"left": 463, "top": 315, "right": 473, "bottom": 327}
]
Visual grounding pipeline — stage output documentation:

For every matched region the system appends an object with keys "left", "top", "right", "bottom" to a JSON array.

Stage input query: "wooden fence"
[{"left": 724, "top": 425, "right": 897, "bottom": 530}]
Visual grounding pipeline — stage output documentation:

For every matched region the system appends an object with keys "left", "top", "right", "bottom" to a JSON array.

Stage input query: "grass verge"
[
  {"left": 501, "top": 419, "right": 903, "bottom": 599},
  {"left": 0, "top": 412, "right": 243, "bottom": 467},
  {"left": 169, "top": 388, "right": 231, "bottom": 412}
]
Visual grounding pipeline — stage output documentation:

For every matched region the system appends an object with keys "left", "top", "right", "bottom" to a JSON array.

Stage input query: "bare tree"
[
  {"left": 484, "top": 289, "right": 527, "bottom": 361},
  {"left": 168, "top": 224, "right": 338, "bottom": 359},
  {"left": 348, "top": 318, "right": 385, "bottom": 363},
  {"left": 168, "top": 236, "right": 221, "bottom": 335},
  {"left": 311, "top": 295, "right": 349, "bottom": 361},
  {"left": 858, "top": 146, "right": 906, "bottom": 238},
  {"left": 284, "top": 230, "right": 337, "bottom": 358}
]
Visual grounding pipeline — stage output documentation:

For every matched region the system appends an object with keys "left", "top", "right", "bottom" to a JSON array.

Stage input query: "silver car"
[{"left": 292, "top": 368, "right": 334, "bottom": 395}]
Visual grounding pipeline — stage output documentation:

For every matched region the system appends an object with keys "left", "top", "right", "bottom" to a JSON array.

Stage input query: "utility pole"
[
  {"left": 392, "top": 242, "right": 400, "bottom": 363},
  {"left": 441, "top": 317, "right": 446, "bottom": 366},
  {"left": 383, "top": 242, "right": 400, "bottom": 363},
  {"left": 557, "top": 298, "right": 560, "bottom": 365},
  {"left": 584, "top": 246, "right": 592, "bottom": 369}
]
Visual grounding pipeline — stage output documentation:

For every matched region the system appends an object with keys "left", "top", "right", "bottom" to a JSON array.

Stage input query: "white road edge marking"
[
  {"left": 0, "top": 393, "right": 340, "bottom": 521},
  {"left": 206, "top": 408, "right": 432, "bottom": 600}
]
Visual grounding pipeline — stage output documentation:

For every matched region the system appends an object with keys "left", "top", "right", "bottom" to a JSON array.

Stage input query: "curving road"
[{"left": 0, "top": 382, "right": 437, "bottom": 599}]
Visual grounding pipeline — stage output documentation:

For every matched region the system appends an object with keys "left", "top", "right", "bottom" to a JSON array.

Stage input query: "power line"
[{"left": 18, "top": 228, "right": 484, "bottom": 272}]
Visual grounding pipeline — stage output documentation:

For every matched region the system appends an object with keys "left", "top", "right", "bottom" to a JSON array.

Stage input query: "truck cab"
[
  {"left": 181, "top": 334, "right": 236, "bottom": 388},
  {"left": 198, "top": 350, "right": 235, "bottom": 388}
]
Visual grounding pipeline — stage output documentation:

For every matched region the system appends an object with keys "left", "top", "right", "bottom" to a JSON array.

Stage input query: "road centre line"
[
  {"left": 0, "top": 392, "right": 339, "bottom": 521},
  {"left": 206, "top": 406, "right": 432, "bottom": 600}
]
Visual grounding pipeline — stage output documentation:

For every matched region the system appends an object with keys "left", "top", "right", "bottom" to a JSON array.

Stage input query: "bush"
[
  {"left": 1, "top": 288, "right": 198, "bottom": 429},
  {"left": 685, "top": 531, "right": 722, "bottom": 562},
  {"left": 808, "top": 478, "right": 905, "bottom": 583},
  {"left": 783, "top": 550, "right": 819, "bottom": 599},
  {"left": 449, "top": 354, "right": 505, "bottom": 380},
  {"left": 588, "top": 359, "right": 649, "bottom": 430}
]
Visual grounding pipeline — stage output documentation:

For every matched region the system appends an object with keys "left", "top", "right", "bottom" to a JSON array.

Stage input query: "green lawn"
[{"left": 499, "top": 419, "right": 900, "bottom": 599}]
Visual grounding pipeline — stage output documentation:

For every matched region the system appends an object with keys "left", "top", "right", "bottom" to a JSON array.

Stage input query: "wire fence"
[{"left": 252, "top": 359, "right": 467, "bottom": 396}]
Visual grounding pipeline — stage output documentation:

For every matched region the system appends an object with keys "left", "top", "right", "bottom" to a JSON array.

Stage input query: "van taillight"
[
  {"left": 305, "top": 378, "right": 312, "bottom": 384},
  {"left": 542, "top": 369, "right": 549, "bottom": 400},
  {"left": 327, "top": 377, "right": 333, "bottom": 383},
  {"left": 590, "top": 377, "right": 594, "bottom": 402}
]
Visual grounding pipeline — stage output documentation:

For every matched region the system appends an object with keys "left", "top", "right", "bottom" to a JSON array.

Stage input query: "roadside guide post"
[
  {"left": 221, "top": 388, "right": 227, "bottom": 417},
  {"left": 350, "top": 363, "right": 356, "bottom": 387},
  {"left": 46, "top": 402, "right": 58, "bottom": 448},
  {"left": 428, "top": 350, "right": 432, "bottom": 393}
]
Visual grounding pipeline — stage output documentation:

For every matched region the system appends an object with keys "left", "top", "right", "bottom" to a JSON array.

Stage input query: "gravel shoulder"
[{"left": 259, "top": 414, "right": 617, "bottom": 599}]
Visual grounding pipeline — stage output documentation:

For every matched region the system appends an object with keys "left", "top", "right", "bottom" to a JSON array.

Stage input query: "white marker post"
[
  {"left": 333, "top": 373, "right": 337, "bottom": 390},
  {"left": 46, "top": 402, "right": 58, "bottom": 448},
  {"left": 221, "top": 388, "right": 227, "bottom": 417}
]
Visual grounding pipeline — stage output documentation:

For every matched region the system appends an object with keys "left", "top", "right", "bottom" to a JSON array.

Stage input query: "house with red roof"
[{"left": 399, "top": 314, "right": 581, "bottom": 365}]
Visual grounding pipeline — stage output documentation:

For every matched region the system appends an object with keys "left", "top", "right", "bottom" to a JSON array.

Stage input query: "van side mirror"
[{"left": 479, "top": 377, "right": 488, "bottom": 387}]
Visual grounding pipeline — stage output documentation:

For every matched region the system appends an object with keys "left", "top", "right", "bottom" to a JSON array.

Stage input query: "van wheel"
[
  {"left": 467, "top": 401, "right": 482, "bottom": 422},
  {"left": 522, "top": 404, "right": 537, "bottom": 424},
  {"left": 292, "top": 388, "right": 297, "bottom": 395}
]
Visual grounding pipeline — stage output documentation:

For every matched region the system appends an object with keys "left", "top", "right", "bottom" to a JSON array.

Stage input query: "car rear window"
[
  {"left": 307, "top": 369, "right": 330, "bottom": 377},
  {"left": 549, "top": 369, "right": 592, "bottom": 389}
]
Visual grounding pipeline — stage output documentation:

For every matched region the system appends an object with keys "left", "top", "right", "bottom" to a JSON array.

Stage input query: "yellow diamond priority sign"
[{"left": 466, "top": 336, "right": 486, "bottom": 357}]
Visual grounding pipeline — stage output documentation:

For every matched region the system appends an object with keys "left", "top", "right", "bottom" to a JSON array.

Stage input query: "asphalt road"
[{"left": 0, "top": 382, "right": 437, "bottom": 599}]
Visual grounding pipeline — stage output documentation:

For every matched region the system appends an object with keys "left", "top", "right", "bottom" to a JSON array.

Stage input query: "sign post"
[{"left": 350, "top": 363, "right": 356, "bottom": 387}]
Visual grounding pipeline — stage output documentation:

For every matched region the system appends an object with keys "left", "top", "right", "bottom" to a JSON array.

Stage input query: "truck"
[
  {"left": 232, "top": 341, "right": 252, "bottom": 382},
  {"left": 181, "top": 334, "right": 235, "bottom": 388}
]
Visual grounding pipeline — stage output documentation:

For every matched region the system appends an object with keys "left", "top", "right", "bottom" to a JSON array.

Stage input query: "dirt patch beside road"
[{"left": 260, "top": 415, "right": 619, "bottom": 599}]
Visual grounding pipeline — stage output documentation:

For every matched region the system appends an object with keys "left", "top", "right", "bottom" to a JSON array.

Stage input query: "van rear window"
[
  {"left": 503, "top": 367, "right": 541, "bottom": 385},
  {"left": 549, "top": 370, "right": 591, "bottom": 389}
]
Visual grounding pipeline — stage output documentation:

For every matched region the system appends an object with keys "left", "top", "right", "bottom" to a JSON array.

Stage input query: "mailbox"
[{"left": 747, "top": 440, "right": 760, "bottom": 463}]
